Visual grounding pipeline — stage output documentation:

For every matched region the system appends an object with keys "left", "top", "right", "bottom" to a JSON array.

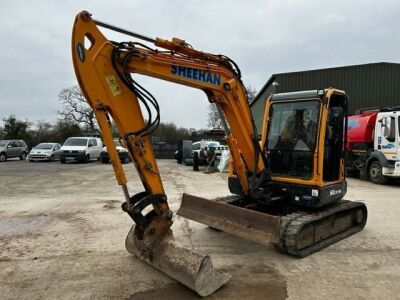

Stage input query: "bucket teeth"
[{"left": 125, "top": 225, "right": 230, "bottom": 297}]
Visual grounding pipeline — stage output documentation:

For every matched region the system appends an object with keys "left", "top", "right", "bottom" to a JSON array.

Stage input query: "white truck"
[
  {"left": 60, "top": 137, "right": 103, "bottom": 163},
  {"left": 347, "top": 108, "right": 400, "bottom": 184}
]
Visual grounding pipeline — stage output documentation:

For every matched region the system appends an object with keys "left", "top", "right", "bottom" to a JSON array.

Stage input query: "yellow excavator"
[{"left": 71, "top": 11, "right": 367, "bottom": 296}]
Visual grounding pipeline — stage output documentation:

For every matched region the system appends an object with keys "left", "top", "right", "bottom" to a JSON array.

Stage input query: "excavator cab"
[{"left": 260, "top": 89, "right": 348, "bottom": 208}]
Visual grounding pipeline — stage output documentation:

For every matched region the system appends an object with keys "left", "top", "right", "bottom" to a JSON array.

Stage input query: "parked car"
[
  {"left": 0, "top": 140, "right": 29, "bottom": 162},
  {"left": 60, "top": 137, "right": 102, "bottom": 163},
  {"left": 28, "top": 143, "right": 62, "bottom": 162},
  {"left": 100, "top": 139, "right": 130, "bottom": 164}
]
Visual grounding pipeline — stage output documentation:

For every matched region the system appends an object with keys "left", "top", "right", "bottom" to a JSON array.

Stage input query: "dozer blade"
[
  {"left": 177, "top": 193, "right": 281, "bottom": 245},
  {"left": 125, "top": 225, "right": 230, "bottom": 297}
]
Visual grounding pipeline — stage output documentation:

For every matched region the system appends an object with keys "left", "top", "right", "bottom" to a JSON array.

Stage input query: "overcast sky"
[{"left": 1, "top": 0, "right": 399, "bottom": 129}]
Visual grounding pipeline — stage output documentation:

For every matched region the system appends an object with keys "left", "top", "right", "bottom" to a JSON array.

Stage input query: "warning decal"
[{"left": 106, "top": 76, "right": 122, "bottom": 96}]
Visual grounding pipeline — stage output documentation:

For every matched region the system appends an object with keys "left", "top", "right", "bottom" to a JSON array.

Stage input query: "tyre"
[
  {"left": 49, "top": 155, "right": 54, "bottom": 162},
  {"left": 0, "top": 152, "right": 7, "bottom": 162},
  {"left": 100, "top": 157, "right": 109, "bottom": 164},
  {"left": 60, "top": 158, "right": 66, "bottom": 164},
  {"left": 360, "top": 166, "right": 369, "bottom": 180},
  {"left": 20, "top": 152, "right": 27, "bottom": 160},
  {"left": 346, "top": 167, "right": 358, "bottom": 178},
  {"left": 193, "top": 153, "right": 199, "bottom": 171},
  {"left": 79, "top": 154, "right": 89, "bottom": 163},
  {"left": 369, "top": 161, "right": 388, "bottom": 184}
]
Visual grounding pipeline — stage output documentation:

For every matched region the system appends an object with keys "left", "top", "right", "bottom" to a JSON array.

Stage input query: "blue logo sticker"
[
  {"left": 382, "top": 144, "right": 395, "bottom": 149},
  {"left": 77, "top": 43, "right": 85, "bottom": 62},
  {"left": 171, "top": 65, "right": 221, "bottom": 85}
]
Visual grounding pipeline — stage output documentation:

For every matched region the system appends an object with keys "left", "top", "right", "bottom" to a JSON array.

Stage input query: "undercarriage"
[{"left": 178, "top": 193, "right": 367, "bottom": 257}]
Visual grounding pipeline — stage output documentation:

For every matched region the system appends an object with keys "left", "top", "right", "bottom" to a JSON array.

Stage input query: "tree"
[
  {"left": 153, "top": 122, "right": 191, "bottom": 145},
  {"left": 246, "top": 85, "right": 258, "bottom": 103},
  {"left": 0, "top": 113, "right": 86, "bottom": 148},
  {"left": 30, "top": 120, "right": 53, "bottom": 142},
  {"left": 58, "top": 85, "right": 97, "bottom": 133},
  {"left": 207, "top": 104, "right": 225, "bottom": 129},
  {"left": 2, "top": 115, "right": 30, "bottom": 140},
  {"left": 207, "top": 85, "right": 257, "bottom": 129},
  {"left": 52, "top": 119, "right": 83, "bottom": 143}
]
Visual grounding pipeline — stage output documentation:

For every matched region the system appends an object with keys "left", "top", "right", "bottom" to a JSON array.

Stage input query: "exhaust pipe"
[{"left": 125, "top": 225, "right": 230, "bottom": 297}]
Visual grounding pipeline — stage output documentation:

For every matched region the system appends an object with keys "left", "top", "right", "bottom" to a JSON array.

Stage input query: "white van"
[{"left": 60, "top": 137, "right": 103, "bottom": 163}]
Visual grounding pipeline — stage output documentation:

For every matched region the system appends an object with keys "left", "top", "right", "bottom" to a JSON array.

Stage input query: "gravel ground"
[{"left": 0, "top": 159, "right": 399, "bottom": 299}]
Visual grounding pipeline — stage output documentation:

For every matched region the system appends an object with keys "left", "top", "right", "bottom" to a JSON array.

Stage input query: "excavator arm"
[
  {"left": 72, "top": 12, "right": 265, "bottom": 201},
  {"left": 71, "top": 11, "right": 268, "bottom": 296}
]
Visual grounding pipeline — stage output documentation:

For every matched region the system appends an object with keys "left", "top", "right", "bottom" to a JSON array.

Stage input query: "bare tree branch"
[
  {"left": 246, "top": 85, "right": 258, "bottom": 103},
  {"left": 58, "top": 85, "right": 98, "bottom": 132},
  {"left": 207, "top": 85, "right": 257, "bottom": 129}
]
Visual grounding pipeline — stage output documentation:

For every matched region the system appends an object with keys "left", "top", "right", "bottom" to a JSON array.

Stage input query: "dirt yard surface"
[{"left": 1, "top": 159, "right": 399, "bottom": 299}]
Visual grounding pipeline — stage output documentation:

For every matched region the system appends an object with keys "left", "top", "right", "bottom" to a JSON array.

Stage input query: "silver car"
[
  {"left": 29, "top": 143, "right": 62, "bottom": 162},
  {"left": 0, "top": 140, "right": 29, "bottom": 162}
]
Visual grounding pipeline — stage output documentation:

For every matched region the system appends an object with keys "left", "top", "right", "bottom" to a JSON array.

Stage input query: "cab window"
[
  {"left": 192, "top": 143, "right": 201, "bottom": 150},
  {"left": 398, "top": 116, "right": 400, "bottom": 137},
  {"left": 381, "top": 116, "right": 396, "bottom": 142},
  {"left": 266, "top": 100, "right": 320, "bottom": 179}
]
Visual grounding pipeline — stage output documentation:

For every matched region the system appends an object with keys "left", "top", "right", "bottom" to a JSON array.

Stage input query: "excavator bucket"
[
  {"left": 125, "top": 225, "right": 230, "bottom": 297},
  {"left": 177, "top": 193, "right": 281, "bottom": 245}
]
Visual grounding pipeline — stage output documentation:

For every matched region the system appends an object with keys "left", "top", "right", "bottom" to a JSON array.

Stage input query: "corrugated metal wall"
[{"left": 251, "top": 62, "right": 400, "bottom": 132}]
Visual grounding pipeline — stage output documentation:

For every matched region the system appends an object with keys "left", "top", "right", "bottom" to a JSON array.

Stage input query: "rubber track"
[
  {"left": 209, "top": 196, "right": 367, "bottom": 258},
  {"left": 274, "top": 200, "right": 367, "bottom": 257}
]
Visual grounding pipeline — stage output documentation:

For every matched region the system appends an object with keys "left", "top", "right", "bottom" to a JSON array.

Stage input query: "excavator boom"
[{"left": 72, "top": 11, "right": 238, "bottom": 296}]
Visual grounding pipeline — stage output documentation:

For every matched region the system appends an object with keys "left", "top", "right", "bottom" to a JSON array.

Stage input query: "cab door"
[
  {"left": 7, "top": 141, "right": 19, "bottom": 158},
  {"left": 53, "top": 144, "right": 62, "bottom": 159},
  {"left": 88, "top": 138, "right": 101, "bottom": 159},
  {"left": 376, "top": 114, "right": 398, "bottom": 160},
  {"left": 322, "top": 104, "right": 345, "bottom": 183}
]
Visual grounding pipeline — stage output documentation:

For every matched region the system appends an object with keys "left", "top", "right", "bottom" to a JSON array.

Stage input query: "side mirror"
[{"left": 88, "top": 144, "right": 93, "bottom": 147}]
